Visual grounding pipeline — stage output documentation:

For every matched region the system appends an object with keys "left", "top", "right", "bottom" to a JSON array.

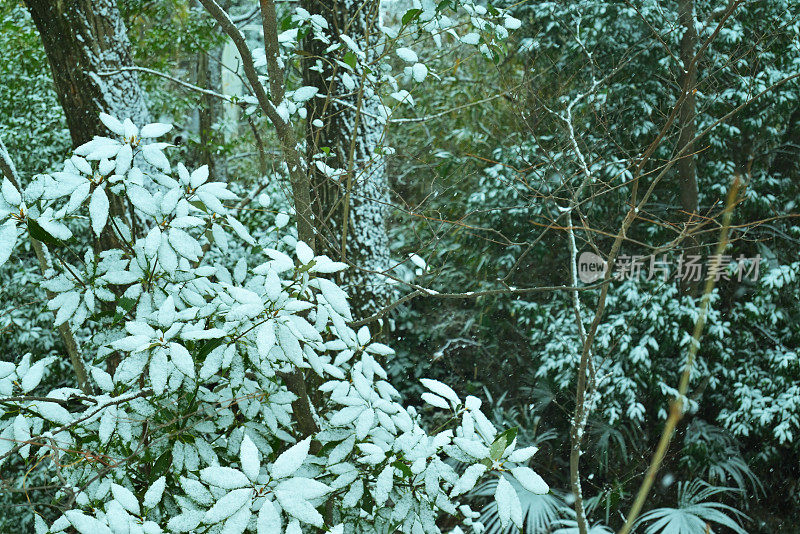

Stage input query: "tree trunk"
[
  {"left": 302, "top": 0, "right": 392, "bottom": 321},
  {"left": 196, "top": 50, "right": 217, "bottom": 175},
  {"left": 677, "top": 0, "right": 699, "bottom": 216},
  {"left": 24, "top": 0, "right": 151, "bottom": 375},
  {"left": 770, "top": 107, "right": 800, "bottom": 181},
  {"left": 677, "top": 0, "right": 701, "bottom": 294},
  {"left": 24, "top": 0, "right": 150, "bottom": 147}
]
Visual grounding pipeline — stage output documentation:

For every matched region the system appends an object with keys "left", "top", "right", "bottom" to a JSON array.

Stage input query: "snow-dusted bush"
[{"left": 0, "top": 116, "right": 548, "bottom": 534}]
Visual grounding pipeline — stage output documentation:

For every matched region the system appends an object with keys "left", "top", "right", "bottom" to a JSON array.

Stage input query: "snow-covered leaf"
[
  {"left": 0, "top": 221, "right": 18, "bottom": 267},
  {"left": 257, "top": 500, "right": 281, "bottom": 534},
  {"left": 21, "top": 358, "right": 46, "bottom": 393},
  {"left": 190, "top": 165, "right": 209, "bottom": 188},
  {"left": 412, "top": 63, "right": 428, "bottom": 82},
  {"left": 127, "top": 184, "right": 158, "bottom": 216},
  {"left": 99, "top": 406, "right": 117, "bottom": 445},
  {"left": 507, "top": 446, "right": 539, "bottom": 463},
  {"left": 143, "top": 476, "right": 167, "bottom": 508},
  {"left": 170, "top": 343, "right": 195, "bottom": 378},
  {"left": 65, "top": 510, "right": 113, "bottom": 534},
  {"left": 420, "top": 378, "right": 460, "bottom": 405},
  {"left": 204, "top": 488, "right": 252, "bottom": 524},
  {"left": 115, "top": 144, "right": 133, "bottom": 175},
  {"left": 226, "top": 215, "right": 255, "bottom": 245},
  {"left": 504, "top": 16, "right": 522, "bottom": 30},
  {"left": 240, "top": 435, "right": 261, "bottom": 482},
  {"left": 270, "top": 437, "right": 311, "bottom": 479},
  {"left": 293, "top": 86, "right": 319, "bottom": 102},
  {"left": 111, "top": 482, "right": 140, "bottom": 515},
  {"left": 296, "top": 241, "right": 314, "bottom": 264},
  {"left": 495, "top": 475, "right": 522, "bottom": 529},
  {"left": 140, "top": 123, "right": 174, "bottom": 138},
  {"left": 2, "top": 177, "right": 21, "bottom": 206},
  {"left": 53, "top": 291, "right": 80, "bottom": 326},
  {"left": 510, "top": 466, "right": 549, "bottom": 494},
  {"left": 89, "top": 185, "right": 109, "bottom": 236},
  {"left": 396, "top": 47, "right": 418, "bottom": 62},
  {"left": 275, "top": 490, "right": 323, "bottom": 527},
  {"left": 454, "top": 437, "right": 489, "bottom": 459},
  {"left": 142, "top": 145, "right": 171, "bottom": 173},
  {"left": 314, "top": 278, "right": 351, "bottom": 320},
  {"left": 421, "top": 392, "right": 450, "bottom": 410},
  {"left": 100, "top": 114, "right": 126, "bottom": 136},
  {"left": 375, "top": 464, "right": 394, "bottom": 506},
  {"left": 201, "top": 466, "right": 251, "bottom": 489},
  {"left": 274, "top": 477, "right": 331, "bottom": 501},
  {"left": 451, "top": 464, "right": 487, "bottom": 497}
]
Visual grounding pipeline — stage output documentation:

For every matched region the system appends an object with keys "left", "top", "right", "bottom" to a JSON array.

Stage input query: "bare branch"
[
  {"left": 198, "top": 0, "right": 315, "bottom": 250},
  {"left": 99, "top": 66, "right": 239, "bottom": 103},
  {"left": 197, "top": 0, "right": 319, "bottom": 441}
]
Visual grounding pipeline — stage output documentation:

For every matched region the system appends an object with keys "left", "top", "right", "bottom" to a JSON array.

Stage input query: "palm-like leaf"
[
  {"left": 634, "top": 480, "right": 749, "bottom": 534},
  {"left": 471, "top": 473, "right": 568, "bottom": 534},
  {"left": 589, "top": 419, "right": 632, "bottom": 462},
  {"left": 705, "top": 453, "right": 763, "bottom": 496},
  {"left": 683, "top": 420, "right": 763, "bottom": 496},
  {"left": 551, "top": 519, "right": 614, "bottom": 534},
  {"left": 550, "top": 498, "right": 615, "bottom": 534}
]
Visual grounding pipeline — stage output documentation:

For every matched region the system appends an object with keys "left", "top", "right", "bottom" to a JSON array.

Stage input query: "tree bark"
[
  {"left": 196, "top": 50, "right": 217, "bottom": 175},
  {"left": 677, "top": 0, "right": 701, "bottom": 294},
  {"left": 302, "top": 0, "right": 393, "bottom": 321},
  {"left": 770, "top": 107, "right": 800, "bottom": 180},
  {"left": 24, "top": 0, "right": 150, "bottom": 147},
  {"left": 24, "top": 0, "right": 151, "bottom": 376},
  {"left": 677, "top": 0, "right": 699, "bottom": 216}
]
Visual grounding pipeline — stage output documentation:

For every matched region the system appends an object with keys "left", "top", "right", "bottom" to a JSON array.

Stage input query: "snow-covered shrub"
[{"left": 0, "top": 116, "right": 548, "bottom": 534}]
